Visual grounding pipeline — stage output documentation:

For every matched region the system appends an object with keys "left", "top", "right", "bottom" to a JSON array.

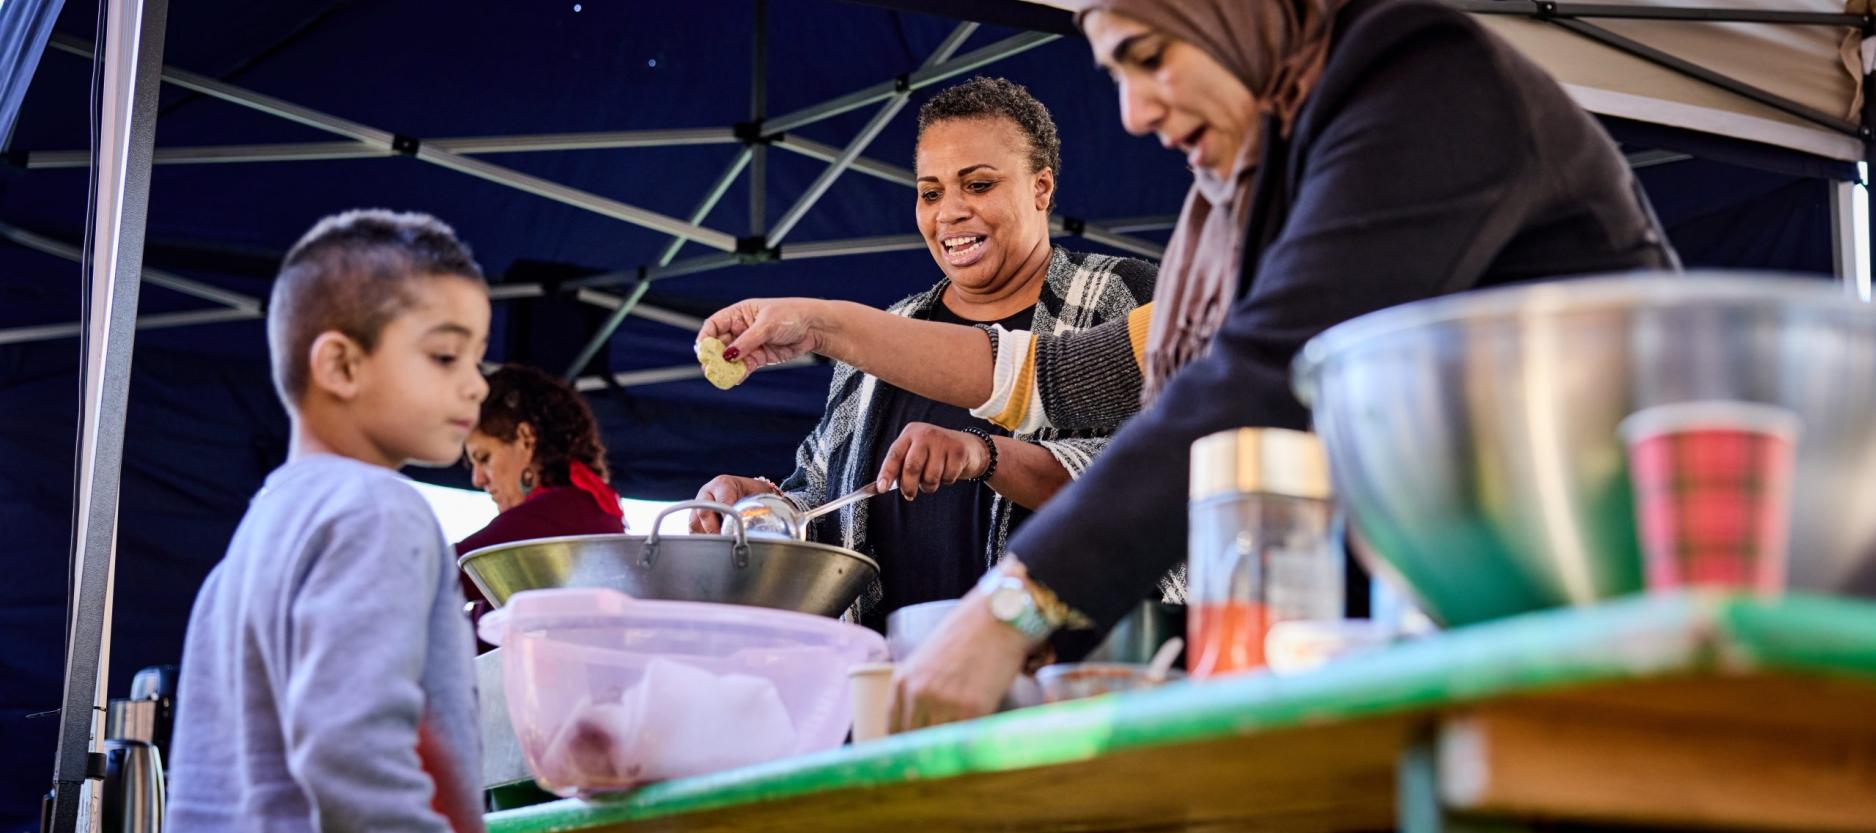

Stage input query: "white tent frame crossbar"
[
  {"left": 562, "top": 22, "right": 982, "bottom": 378},
  {"left": 3, "top": 19, "right": 1174, "bottom": 363},
  {"left": 45, "top": 33, "right": 743, "bottom": 250},
  {"left": 1453, "top": 2, "right": 1866, "bottom": 139},
  {"left": 1452, "top": 0, "right": 1874, "bottom": 292}
]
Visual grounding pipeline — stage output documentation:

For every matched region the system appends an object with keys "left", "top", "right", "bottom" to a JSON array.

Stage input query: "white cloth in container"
[{"left": 539, "top": 657, "right": 798, "bottom": 788}]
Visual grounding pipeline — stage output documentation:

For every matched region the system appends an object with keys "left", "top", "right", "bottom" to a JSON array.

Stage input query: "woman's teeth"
[{"left": 943, "top": 235, "right": 985, "bottom": 257}]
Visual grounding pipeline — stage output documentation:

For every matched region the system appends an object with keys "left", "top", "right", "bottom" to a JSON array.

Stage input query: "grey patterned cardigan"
[{"left": 777, "top": 247, "right": 1159, "bottom": 618}]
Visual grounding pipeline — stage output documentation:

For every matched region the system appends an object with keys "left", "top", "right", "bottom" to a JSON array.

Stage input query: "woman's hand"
[
  {"left": 699, "top": 298, "right": 830, "bottom": 370},
  {"left": 688, "top": 475, "right": 779, "bottom": 533},
  {"left": 874, "top": 422, "right": 990, "bottom": 500},
  {"left": 889, "top": 587, "right": 1032, "bottom": 732}
]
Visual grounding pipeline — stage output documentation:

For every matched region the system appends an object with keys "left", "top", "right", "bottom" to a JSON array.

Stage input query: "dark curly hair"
[
  {"left": 916, "top": 76, "right": 1062, "bottom": 211},
  {"left": 475, "top": 364, "right": 611, "bottom": 487}
]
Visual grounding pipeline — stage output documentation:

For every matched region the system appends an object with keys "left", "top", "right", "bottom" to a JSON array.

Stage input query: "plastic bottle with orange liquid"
[{"left": 1187, "top": 428, "right": 1340, "bottom": 678}]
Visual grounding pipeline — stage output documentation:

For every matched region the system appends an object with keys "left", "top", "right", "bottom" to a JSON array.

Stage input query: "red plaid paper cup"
[{"left": 1619, "top": 401, "right": 1801, "bottom": 594}]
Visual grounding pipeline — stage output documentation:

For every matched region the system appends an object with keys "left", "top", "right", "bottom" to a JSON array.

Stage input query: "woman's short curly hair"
[
  {"left": 476, "top": 364, "right": 611, "bottom": 487},
  {"left": 916, "top": 76, "right": 1062, "bottom": 211}
]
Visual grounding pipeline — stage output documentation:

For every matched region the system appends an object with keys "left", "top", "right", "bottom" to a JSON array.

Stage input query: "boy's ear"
[{"left": 305, "top": 330, "right": 367, "bottom": 401}]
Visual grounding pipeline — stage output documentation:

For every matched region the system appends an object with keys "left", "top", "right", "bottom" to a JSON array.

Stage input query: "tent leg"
[
  {"left": 46, "top": 0, "right": 168, "bottom": 830},
  {"left": 1831, "top": 178, "right": 1858, "bottom": 286},
  {"left": 1863, "top": 64, "right": 1875, "bottom": 302},
  {"left": 749, "top": 0, "right": 768, "bottom": 238}
]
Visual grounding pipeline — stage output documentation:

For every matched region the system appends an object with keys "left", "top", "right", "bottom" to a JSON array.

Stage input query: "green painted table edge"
[{"left": 486, "top": 591, "right": 1876, "bottom": 833}]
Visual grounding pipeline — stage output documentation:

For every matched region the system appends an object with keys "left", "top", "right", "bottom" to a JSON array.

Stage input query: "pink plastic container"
[{"left": 479, "top": 588, "right": 886, "bottom": 795}]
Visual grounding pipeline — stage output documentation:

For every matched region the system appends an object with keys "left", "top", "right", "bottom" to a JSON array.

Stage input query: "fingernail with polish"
[{"left": 722, "top": 347, "right": 741, "bottom": 361}]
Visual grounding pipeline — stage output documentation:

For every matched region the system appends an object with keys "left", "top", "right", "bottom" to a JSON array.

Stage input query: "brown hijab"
[{"left": 1074, "top": 0, "right": 1348, "bottom": 401}]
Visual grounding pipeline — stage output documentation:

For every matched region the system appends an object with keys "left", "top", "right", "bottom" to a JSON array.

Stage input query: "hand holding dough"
[{"left": 696, "top": 336, "right": 749, "bottom": 390}]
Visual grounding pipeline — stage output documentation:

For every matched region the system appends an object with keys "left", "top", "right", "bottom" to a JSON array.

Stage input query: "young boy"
[{"left": 166, "top": 210, "right": 491, "bottom": 833}]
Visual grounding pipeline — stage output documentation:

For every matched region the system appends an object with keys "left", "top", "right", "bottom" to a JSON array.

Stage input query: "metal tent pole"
[
  {"left": 766, "top": 23, "right": 977, "bottom": 246},
  {"left": 1449, "top": 1, "right": 1861, "bottom": 27},
  {"left": 0, "top": 222, "right": 260, "bottom": 311},
  {"left": 46, "top": 0, "right": 168, "bottom": 829},
  {"left": 750, "top": 0, "right": 769, "bottom": 238},
  {"left": 47, "top": 34, "right": 741, "bottom": 251},
  {"left": 561, "top": 148, "right": 754, "bottom": 380},
  {"left": 761, "top": 31, "right": 1057, "bottom": 137},
  {"left": 1863, "top": 55, "right": 1875, "bottom": 301},
  {"left": 1831, "top": 178, "right": 1859, "bottom": 287},
  {"left": 21, "top": 128, "right": 741, "bottom": 169}
]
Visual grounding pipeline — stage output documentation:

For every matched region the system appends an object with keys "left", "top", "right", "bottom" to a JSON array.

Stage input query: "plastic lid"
[
  {"left": 477, "top": 587, "right": 637, "bottom": 646},
  {"left": 476, "top": 587, "right": 887, "bottom": 659},
  {"left": 1189, "top": 427, "right": 1331, "bottom": 501}
]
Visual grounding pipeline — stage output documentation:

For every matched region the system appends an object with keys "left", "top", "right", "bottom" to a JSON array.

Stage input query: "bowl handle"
[{"left": 641, "top": 500, "right": 751, "bottom": 569}]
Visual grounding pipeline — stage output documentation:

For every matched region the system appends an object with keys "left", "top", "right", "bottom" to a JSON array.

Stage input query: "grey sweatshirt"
[{"left": 167, "top": 454, "right": 484, "bottom": 833}]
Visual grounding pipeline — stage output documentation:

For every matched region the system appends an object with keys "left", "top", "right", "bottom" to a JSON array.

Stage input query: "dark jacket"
[{"left": 1012, "top": 0, "right": 1678, "bottom": 631}]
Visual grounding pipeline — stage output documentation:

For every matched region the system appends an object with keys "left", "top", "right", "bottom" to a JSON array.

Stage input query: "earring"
[{"left": 519, "top": 468, "right": 537, "bottom": 497}]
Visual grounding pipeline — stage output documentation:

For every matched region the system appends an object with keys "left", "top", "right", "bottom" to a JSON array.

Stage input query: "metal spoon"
[
  {"left": 1145, "top": 636, "right": 1185, "bottom": 685},
  {"left": 732, "top": 480, "right": 895, "bottom": 540}
]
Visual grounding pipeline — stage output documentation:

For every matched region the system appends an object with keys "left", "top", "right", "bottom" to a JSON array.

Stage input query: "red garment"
[
  {"left": 456, "top": 486, "right": 626, "bottom": 651},
  {"left": 568, "top": 460, "right": 624, "bottom": 520},
  {"left": 418, "top": 719, "right": 484, "bottom": 833},
  {"left": 455, "top": 486, "right": 625, "bottom": 560}
]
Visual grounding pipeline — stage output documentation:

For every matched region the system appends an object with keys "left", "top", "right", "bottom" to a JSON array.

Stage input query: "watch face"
[{"left": 988, "top": 584, "right": 1026, "bottom": 621}]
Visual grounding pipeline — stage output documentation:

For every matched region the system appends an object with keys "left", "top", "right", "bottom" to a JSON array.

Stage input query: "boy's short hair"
[
  {"left": 916, "top": 76, "right": 1062, "bottom": 211},
  {"left": 268, "top": 209, "right": 485, "bottom": 407}
]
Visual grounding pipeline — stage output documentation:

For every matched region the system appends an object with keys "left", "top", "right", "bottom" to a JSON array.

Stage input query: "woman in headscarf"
[{"left": 701, "top": 0, "right": 1677, "bottom": 727}]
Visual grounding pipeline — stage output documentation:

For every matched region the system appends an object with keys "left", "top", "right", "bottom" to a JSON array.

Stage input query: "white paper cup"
[
  {"left": 1264, "top": 619, "right": 1394, "bottom": 675},
  {"left": 847, "top": 662, "right": 894, "bottom": 743}
]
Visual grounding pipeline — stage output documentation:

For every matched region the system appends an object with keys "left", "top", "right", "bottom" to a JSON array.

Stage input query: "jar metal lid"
[{"left": 1189, "top": 427, "right": 1331, "bottom": 501}]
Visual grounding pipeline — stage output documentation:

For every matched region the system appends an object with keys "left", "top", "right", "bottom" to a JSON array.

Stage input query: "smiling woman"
[{"left": 688, "top": 76, "right": 1161, "bottom": 632}]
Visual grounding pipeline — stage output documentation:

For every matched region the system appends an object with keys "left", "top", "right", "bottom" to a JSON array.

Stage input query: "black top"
[
  {"left": 861, "top": 300, "right": 1035, "bottom": 631},
  {"left": 1011, "top": 0, "right": 1679, "bottom": 632}
]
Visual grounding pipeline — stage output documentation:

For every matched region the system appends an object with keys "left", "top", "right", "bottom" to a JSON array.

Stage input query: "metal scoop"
[{"left": 732, "top": 481, "right": 893, "bottom": 541}]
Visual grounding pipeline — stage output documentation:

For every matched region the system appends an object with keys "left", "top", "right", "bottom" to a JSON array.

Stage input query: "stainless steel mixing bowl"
[
  {"left": 1293, "top": 274, "right": 1876, "bottom": 626},
  {"left": 459, "top": 500, "right": 880, "bottom": 617}
]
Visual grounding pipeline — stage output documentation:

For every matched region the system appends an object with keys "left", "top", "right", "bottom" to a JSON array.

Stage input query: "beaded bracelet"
[{"left": 960, "top": 426, "right": 998, "bottom": 483}]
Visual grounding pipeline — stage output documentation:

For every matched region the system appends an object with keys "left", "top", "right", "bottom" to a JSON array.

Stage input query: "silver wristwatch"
[{"left": 980, "top": 573, "right": 1053, "bottom": 640}]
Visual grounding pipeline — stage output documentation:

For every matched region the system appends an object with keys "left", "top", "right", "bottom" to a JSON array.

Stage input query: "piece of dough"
[{"left": 696, "top": 336, "right": 749, "bottom": 390}]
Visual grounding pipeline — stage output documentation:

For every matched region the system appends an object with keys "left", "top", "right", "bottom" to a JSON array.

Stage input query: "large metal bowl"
[
  {"left": 459, "top": 500, "right": 879, "bottom": 617},
  {"left": 1293, "top": 273, "right": 1876, "bottom": 626}
]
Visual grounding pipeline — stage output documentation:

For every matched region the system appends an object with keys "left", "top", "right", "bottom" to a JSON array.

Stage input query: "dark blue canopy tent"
[{"left": 0, "top": 0, "right": 1867, "bottom": 829}]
